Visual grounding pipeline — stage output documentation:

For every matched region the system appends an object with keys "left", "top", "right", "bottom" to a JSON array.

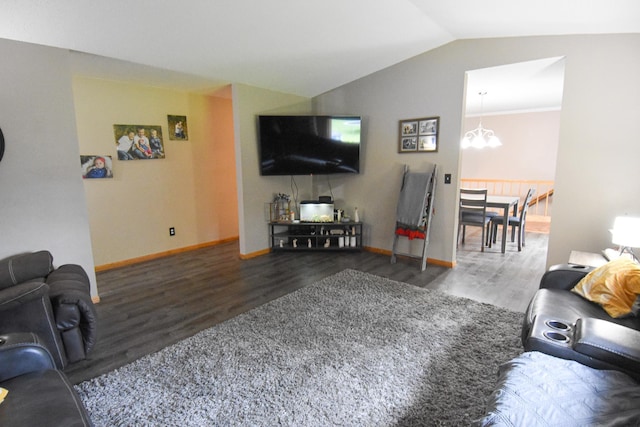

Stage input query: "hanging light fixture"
[{"left": 461, "top": 91, "right": 502, "bottom": 149}]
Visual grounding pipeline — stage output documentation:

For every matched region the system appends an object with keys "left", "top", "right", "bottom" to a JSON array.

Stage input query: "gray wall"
[
  {"left": 550, "top": 34, "right": 640, "bottom": 264},
  {"left": 461, "top": 110, "right": 560, "bottom": 181},
  {"left": 232, "top": 84, "right": 313, "bottom": 255},
  {"left": 311, "top": 34, "right": 640, "bottom": 266},
  {"left": 0, "top": 39, "right": 97, "bottom": 296}
]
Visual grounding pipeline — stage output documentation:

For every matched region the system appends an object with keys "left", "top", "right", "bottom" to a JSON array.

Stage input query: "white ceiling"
[
  {"left": 1, "top": 1, "right": 639, "bottom": 112},
  {"left": 464, "top": 57, "right": 567, "bottom": 116}
]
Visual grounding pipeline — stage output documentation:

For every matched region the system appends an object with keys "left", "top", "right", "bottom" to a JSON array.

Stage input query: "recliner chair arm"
[
  {"left": 574, "top": 317, "right": 640, "bottom": 378},
  {"left": 47, "top": 264, "right": 98, "bottom": 358},
  {"left": 539, "top": 264, "right": 595, "bottom": 290},
  {"left": 0, "top": 332, "right": 56, "bottom": 382}
]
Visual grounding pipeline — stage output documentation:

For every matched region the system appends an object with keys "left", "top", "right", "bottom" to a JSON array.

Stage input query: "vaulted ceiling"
[{"left": 2, "top": 1, "right": 639, "bottom": 112}]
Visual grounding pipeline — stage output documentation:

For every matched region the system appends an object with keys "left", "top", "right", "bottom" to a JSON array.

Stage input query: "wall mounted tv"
[{"left": 258, "top": 115, "right": 361, "bottom": 176}]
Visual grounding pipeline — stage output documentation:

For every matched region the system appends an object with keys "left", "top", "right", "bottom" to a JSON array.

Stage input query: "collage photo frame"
[{"left": 398, "top": 116, "right": 439, "bottom": 153}]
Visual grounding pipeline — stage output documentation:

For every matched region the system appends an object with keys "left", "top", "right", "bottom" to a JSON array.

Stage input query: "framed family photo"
[
  {"left": 398, "top": 116, "right": 439, "bottom": 153},
  {"left": 113, "top": 124, "right": 165, "bottom": 160}
]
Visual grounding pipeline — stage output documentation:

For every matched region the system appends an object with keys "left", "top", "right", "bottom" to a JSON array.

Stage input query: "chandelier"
[{"left": 461, "top": 91, "right": 502, "bottom": 149}]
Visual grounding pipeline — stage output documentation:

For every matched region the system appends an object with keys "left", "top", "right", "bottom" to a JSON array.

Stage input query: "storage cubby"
[{"left": 269, "top": 221, "right": 362, "bottom": 251}]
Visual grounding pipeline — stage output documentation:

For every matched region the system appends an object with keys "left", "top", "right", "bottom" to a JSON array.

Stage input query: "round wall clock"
[{"left": 0, "top": 128, "right": 4, "bottom": 162}]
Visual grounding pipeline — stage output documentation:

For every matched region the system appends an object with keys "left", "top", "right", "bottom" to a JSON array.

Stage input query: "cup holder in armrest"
[
  {"left": 570, "top": 264, "right": 589, "bottom": 269},
  {"left": 543, "top": 331, "right": 571, "bottom": 343},
  {"left": 545, "top": 320, "right": 571, "bottom": 331},
  {"left": 525, "top": 315, "right": 575, "bottom": 353}
]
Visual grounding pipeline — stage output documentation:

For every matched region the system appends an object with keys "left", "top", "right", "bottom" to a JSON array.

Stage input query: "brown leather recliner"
[{"left": 0, "top": 251, "right": 97, "bottom": 368}]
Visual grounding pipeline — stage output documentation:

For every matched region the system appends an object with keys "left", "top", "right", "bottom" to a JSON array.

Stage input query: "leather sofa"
[
  {"left": 479, "top": 263, "right": 640, "bottom": 425},
  {"left": 0, "top": 332, "right": 93, "bottom": 426},
  {"left": 0, "top": 251, "right": 97, "bottom": 368}
]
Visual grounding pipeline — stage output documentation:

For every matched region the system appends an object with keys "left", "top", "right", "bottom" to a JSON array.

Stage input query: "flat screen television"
[{"left": 258, "top": 115, "right": 361, "bottom": 176}]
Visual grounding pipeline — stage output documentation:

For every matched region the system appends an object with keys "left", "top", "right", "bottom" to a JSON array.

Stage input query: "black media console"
[{"left": 269, "top": 221, "right": 362, "bottom": 251}]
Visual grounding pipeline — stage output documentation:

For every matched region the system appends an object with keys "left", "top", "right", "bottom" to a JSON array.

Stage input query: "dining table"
[{"left": 486, "top": 195, "right": 520, "bottom": 254}]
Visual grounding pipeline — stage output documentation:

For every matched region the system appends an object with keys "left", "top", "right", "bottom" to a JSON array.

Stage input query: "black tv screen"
[{"left": 258, "top": 115, "right": 361, "bottom": 176}]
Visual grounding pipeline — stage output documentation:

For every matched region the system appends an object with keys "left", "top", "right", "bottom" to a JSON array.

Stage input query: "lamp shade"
[
  {"left": 487, "top": 135, "right": 502, "bottom": 148},
  {"left": 611, "top": 217, "right": 640, "bottom": 248}
]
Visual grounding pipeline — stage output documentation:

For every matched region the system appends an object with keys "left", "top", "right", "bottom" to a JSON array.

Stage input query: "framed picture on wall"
[
  {"left": 81, "top": 155, "right": 113, "bottom": 179},
  {"left": 113, "top": 125, "right": 165, "bottom": 160},
  {"left": 168, "top": 115, "right": 188, "bottom": 140},
  {"left": 398, "top": 116, "right": 439, "bottom": 153},
  {"left": 400, "top": 137, "right": 418, "bottom": 152}
]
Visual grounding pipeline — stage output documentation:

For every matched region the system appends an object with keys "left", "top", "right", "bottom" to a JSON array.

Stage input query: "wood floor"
[{"left": 65, "top": 229, "right": 549, "bottom": 384}]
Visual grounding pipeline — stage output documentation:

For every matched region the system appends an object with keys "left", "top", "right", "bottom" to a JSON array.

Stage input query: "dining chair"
[
  {"left": 489, "top": 187, "right": 535, "bottom": 251},
  {"left": 458, "top": 188, "right": 492, "bottom": 252}
]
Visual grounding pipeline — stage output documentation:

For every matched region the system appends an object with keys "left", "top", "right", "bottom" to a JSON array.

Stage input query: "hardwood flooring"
[{"left": 65, "top": 229, "right": 548, "bottom": 384}]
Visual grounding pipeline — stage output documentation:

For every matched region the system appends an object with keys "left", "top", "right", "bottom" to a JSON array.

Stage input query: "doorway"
[{"left": 458, "top": 57, "right": 565, "bottom": 255}]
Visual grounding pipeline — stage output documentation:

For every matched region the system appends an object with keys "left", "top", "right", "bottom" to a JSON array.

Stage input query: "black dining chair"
[
  {"left": 489, "top": 188, "right": 535, "bottom": 251},
  {"left": 458, "top": 188, "right": 493, "bottom": 252}
]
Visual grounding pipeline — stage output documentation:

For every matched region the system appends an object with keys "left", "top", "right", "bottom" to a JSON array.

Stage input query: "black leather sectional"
[
  {"left": 0, "top": 251, "right": 97, "bottom": 424},
  {"left": 480, "top": 263, "right": 640, "bottom": 425}
]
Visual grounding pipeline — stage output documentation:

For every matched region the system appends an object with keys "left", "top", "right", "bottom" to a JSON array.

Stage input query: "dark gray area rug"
[{"left": 76, "top": 269, "right": 524, "bottom": 426}]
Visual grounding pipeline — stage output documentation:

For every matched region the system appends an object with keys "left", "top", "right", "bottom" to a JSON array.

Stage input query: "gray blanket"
[
  {"left": 479, "top": 351, "right": 640, "bottom": 426},
  {"left": 396, "top": 172, "right": 430, "bottom": 227}
]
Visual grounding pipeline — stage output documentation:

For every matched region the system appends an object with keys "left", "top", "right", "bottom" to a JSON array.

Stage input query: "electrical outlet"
[
  {"left": 444, "top": 174, "right": 452, "bottom": 184},
  {"left": 169, "top": 227, "right": 175, "bottom": 236}
]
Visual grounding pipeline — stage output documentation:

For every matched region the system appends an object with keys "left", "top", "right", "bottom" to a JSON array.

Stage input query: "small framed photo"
[
  {"left": 168, "top": 115, "right": 188, "bottom": 140},
  {"left": 400, "top": 120, "right": 418, "bottom": 137},
  {"left": 419, "top": 118, "right": 438, "bottom": 135},
  {"left": 398, "top": 116, "right": 439, "bottom": 153},
  {"left": 81, "top": 155, "right": 113, "bottom": 179},
  {"left": 418, "top": 135, "right": 437, "bottom": 152},
  {"left": 400, "top": 137, "right": 418, "bottom": 152}
]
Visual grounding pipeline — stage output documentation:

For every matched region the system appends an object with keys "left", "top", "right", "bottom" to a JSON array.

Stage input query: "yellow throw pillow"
[{"left": 572, "top": 258, "right": 640, "bottom": 318}]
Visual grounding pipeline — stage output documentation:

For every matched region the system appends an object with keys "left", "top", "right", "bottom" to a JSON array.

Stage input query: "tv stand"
[{"left": 269, "top": 221, "right": 362, "bottom": 251}]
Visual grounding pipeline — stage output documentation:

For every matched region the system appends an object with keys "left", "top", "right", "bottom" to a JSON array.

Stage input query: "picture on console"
[
  {"left": 167, "top": 115, "right": 188, "bottom": 141},
  {"left": 113, "top": 125, "right": 165, "bottom": 160},
  {"left": 81, "top": 155, "right": 113, "bottom": 179}
]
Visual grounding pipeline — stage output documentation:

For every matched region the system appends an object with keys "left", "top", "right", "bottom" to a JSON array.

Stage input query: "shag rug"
[{"left": 76, "top": 269, "right": 524, "bottom": 426}]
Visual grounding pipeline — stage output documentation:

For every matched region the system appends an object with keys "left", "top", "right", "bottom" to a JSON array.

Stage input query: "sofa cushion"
[
  {"left": 571, "top": 258, "right": 640, "bottom": 318},
  {"left": 0, "top": 370, "right": 92, "bottom": 426},
  {"left": 0, "top": 251, "right": 53, "bottom": 290}
]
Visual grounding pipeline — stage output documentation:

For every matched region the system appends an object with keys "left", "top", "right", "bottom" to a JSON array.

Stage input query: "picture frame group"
[
  {"left": 398, "top": 116, "right": 439, "bottom": 153},
  {"left": 82, "top": 115, "right": 190, "bottom": 180}
]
